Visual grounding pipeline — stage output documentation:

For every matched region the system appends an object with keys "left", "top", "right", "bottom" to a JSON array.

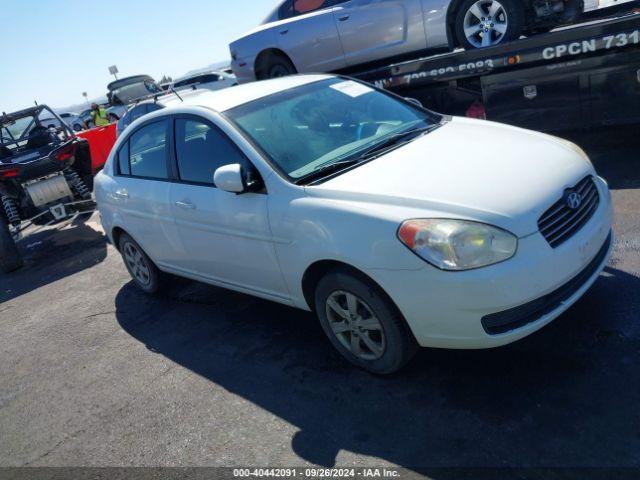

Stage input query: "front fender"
[{"left": 268, "top": 192, "right": 425, "bottom": 309}]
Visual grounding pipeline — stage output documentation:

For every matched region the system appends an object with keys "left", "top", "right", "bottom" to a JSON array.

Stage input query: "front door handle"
[
  {"left": 280, "top": 28, "right": 289, "bottom": 35},
  {"left": 175, "top": 200, "right": 196, "bottom": 210},
  {"left": 338, "top": 14, "right": 350, "bottom": 21},
  {"left": 114, "top": 189, "right": 129, "bottom": 199}
]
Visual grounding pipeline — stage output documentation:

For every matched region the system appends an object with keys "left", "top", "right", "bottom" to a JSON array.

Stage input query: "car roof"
[
  {"left": 172, "top": 70, "right": 224, "bottom": 83},
  {"left": 160, "top": 74, "right": 334, "bottom": 113}
]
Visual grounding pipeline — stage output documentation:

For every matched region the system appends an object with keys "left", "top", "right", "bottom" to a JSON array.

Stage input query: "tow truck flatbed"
[{"left": 352, "top": 11, "right": 640, "bottom": 131}]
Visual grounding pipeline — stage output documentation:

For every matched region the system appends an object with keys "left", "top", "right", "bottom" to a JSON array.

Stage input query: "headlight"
[{"left": 397, "top": 219, "right": 517, "bottom": 271}]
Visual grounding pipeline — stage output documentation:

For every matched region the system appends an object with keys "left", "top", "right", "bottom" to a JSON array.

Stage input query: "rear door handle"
[
  {"left": 338, "top": 14, "right": 350, "bottom": 21},
  {"left": 280, "top": 29, "right": 289, "bottom": 35},
  {"left": 175, "top": 200, "right": 196, "bottom": 210}
]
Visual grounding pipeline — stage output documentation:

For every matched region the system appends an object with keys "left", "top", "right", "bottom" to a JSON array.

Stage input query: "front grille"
[
  {"left": 481, "top": 232, "right": 611, "bottom": 335},
  {"left": 538, "top": 176, "right": 600, "bottom": 248}
]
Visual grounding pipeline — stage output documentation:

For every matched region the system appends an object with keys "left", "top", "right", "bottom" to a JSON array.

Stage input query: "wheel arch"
[
  {"left": 301, "top": 260, "right": 399, "bottom": 315},
  {"left": 111, "top": 226, "right": 126, "bottom": 251},
  {"left": 254, "top": 48, "right": 295, "bottom": 80}
]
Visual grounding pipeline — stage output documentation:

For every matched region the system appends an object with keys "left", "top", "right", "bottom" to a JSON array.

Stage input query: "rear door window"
[{"left": 128, "top": 120, "right": 169, "bottom": 179}]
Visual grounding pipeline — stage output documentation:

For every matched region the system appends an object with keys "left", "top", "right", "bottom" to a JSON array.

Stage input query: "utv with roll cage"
[{"left": 0, "top": 105, "right": 95, "bottom": 273}]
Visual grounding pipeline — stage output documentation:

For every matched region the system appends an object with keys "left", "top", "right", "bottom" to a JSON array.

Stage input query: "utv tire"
[
  {"left": 118, "top": 233, "right": 165, "bottom": 294},
  {"left": 454, "top": 0, "right": 525, "bottom": 50},
  {"left": 314, "top": 268, "right": 418, "bottom": 375},
  {"left": 0, "top": 217, "right": 23, "bottom": 274},
  {"left": 264, "top": 55, "right": 297, "bottom": 79}
]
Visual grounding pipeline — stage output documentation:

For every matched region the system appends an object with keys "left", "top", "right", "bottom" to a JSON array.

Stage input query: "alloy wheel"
[
  {"left": 325, "top": 290, "right": 386, "bottom": 360},
  {"left": 463, "top": 0, "right": 509, "bottom": 48},
  {"left": 123, "top": 241, "right": 151, "bottom": 286}
]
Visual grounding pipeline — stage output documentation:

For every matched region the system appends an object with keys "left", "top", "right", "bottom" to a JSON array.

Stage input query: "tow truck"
[{"left": 352, "top": 9, "right": 640, "bottom": 131}]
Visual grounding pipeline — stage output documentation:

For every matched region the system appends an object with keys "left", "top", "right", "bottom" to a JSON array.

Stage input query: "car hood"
[{"left": 307, "top": 117, "right": 594, "bottom": 237}]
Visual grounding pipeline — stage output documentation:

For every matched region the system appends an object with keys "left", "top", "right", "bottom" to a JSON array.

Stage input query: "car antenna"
[{"left": 169, "top": 86, "right": 183, "bottom": 102}]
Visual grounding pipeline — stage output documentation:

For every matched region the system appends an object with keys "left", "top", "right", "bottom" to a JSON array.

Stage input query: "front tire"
[
  {"left": 454, "top": 0, "right": 525, "bottom": 49},
  {"left": 314, "top": 268, "right": 418, "bottom": 375},
  {"left": 0, "top": 217, "right": 23, "bottom": 274},
  {"left": 118, "top": 233, "right": 165, "bottom": 294}
]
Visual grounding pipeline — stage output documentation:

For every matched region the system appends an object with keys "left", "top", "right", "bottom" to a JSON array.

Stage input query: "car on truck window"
[{"left": 230, "top": 0, "right": 627, "bottom": 83}]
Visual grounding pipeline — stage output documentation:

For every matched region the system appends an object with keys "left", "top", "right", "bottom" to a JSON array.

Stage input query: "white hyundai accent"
[{"left": 94, "top": 74, "right": 613, "bottom": 374}]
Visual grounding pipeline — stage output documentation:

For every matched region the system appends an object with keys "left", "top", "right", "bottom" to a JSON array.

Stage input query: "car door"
[
  {"left": 111, "top": 118, "right": 180, "bottom": 264},
  {"left": 167, "top": 115, "right": 289, "bottom": 301},
  {"left": 332, "top": 0, "right": 427, "bottom": 67},
  {"left": 275, "top": 0, "right": 347, "bottom": 73}
]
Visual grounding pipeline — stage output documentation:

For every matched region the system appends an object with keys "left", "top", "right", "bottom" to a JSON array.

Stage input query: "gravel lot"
[{"left": 1, "top": 127, "right": 638, "bottom": 473}]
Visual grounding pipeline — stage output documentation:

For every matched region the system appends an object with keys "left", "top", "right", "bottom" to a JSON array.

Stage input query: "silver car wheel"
[
  {"left": 463, "top": 0, "right": 509, "bottom": 48},
  {"left": 325, "top": 290, "right": 386, "bottom": 361},
  {"left": 123, "top": 241, "right": 151, "bottom": 286}
]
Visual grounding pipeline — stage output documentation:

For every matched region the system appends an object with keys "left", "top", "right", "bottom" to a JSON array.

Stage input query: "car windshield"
[{"left": 225, "top": 78, "right": 442, "bottom": 181}]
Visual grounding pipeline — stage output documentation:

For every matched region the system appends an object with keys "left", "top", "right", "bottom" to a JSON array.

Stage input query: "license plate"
[{"left": 49, "top": 204, "right": 67, "bottom": 220}]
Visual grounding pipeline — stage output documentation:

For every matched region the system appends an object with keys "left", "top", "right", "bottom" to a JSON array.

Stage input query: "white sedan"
[{"left": 94, "top": 74, "right": 613, "bottom": 374}]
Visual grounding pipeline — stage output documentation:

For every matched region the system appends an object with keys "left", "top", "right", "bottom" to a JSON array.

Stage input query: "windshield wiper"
[
  {"left": 359, "top": 125, "right": 437, "bottom": 161},
  {"left": 295, "top": 159, "right": 361, "bottom": 185},
  {"left": 295, "top": 124, "right": 439, "bottom": 185}
]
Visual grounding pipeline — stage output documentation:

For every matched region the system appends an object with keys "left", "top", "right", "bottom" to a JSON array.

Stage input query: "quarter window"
[
  {"left": 117, "top": 141, "right": 130, "bottom": 175},
  {"left": 175, "top": 119, "right": 247, "bottom": 185},
  {"left": 128, "top": 121, "right": 168, "bottom": 179}
]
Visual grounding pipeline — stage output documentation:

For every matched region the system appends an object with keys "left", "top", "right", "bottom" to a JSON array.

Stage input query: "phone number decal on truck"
[{"left": 373, "top": 59, "right": 497, "bottom": 88}]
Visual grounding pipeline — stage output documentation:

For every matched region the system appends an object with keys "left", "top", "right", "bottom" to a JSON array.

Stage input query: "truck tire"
[
  {"left": 0, "top": 217, "right": 23, "bottom": 274},
  {"left": 454, "top": 0, "right": 525, "bottom": 49}
]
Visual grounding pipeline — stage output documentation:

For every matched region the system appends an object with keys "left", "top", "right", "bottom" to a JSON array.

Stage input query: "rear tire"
[
  {"left": 454, "top": 0, "right": 525, "bottom": 49},
  {"left": 263, "top": 55, "right": 297, "bottom": 80},
  {"left": 118, "top": 233, "right": 165, "bottom": 294},
  {"left": 314, "top": 268, "right": 418, "bottom": 375},
  {"left": 0, "top": 217, "right": 23, "bottom": 274}
]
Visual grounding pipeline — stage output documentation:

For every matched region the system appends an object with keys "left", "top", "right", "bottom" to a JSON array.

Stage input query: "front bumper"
[{"left": 370, "top": 176, "right": 614, "bottom": 349}]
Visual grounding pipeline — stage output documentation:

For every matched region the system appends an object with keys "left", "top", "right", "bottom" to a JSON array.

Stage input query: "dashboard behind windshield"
[{"left": 225, "top": 78, "right": 441, "bottom": 181}]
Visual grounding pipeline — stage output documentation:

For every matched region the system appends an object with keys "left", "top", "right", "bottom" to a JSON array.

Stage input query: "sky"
[{"left": 0, "top": 0, "right": 277, "bottom": 112}]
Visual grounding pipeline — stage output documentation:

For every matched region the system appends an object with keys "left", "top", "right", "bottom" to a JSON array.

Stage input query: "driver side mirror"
[{"left": 214, "top": 163, "right": 261, "bottom": 194}]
